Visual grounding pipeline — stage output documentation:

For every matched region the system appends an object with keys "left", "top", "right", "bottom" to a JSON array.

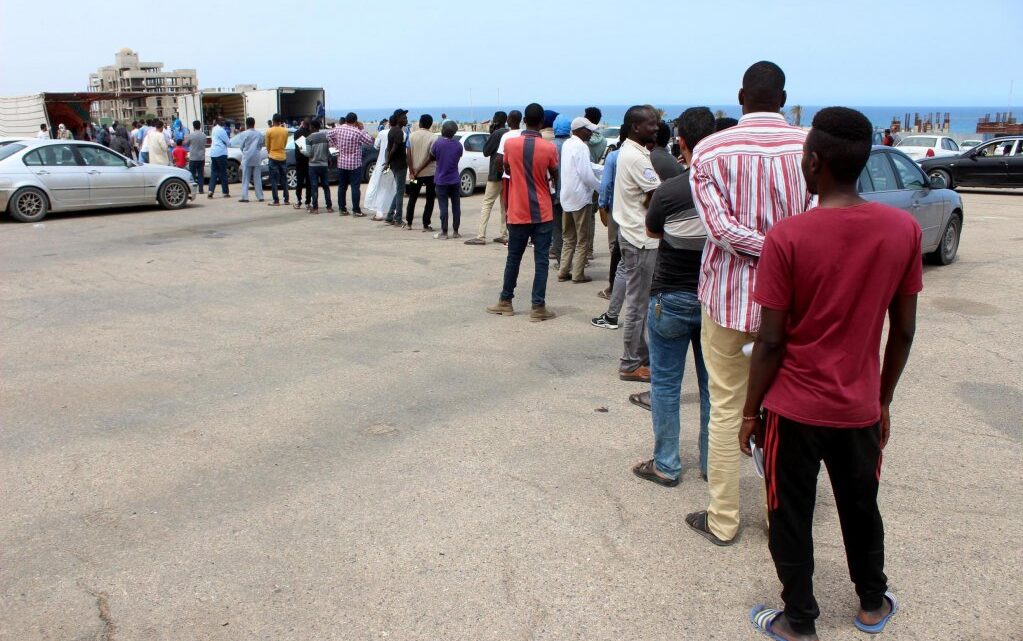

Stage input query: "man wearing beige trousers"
[{"left": 684, "top": 61, "right": 813, "bottom": 546}]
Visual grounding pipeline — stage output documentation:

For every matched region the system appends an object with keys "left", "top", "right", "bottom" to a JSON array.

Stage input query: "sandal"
[
  {"left": 749, "top": 605, "right": 788, "bottom": 641},
  {"left": 629, "top": 391, "right": 651, "bottom": 411},
  {"left": 684, "top": 511, "right": 735, "bottom": 546},
  {"left": 632, "top": 459, "right": 678, "bottom": 487},
  {"left": 853, "top": 591, "right": 898, "bottom": 634}
]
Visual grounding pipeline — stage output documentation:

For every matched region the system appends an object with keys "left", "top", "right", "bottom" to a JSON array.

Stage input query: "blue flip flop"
[
  {"left": 853, "top": 591, "right": 898, "bottom": 633},
  {"left": 750, "top": 604, "right": 788, "bottom": 641}
]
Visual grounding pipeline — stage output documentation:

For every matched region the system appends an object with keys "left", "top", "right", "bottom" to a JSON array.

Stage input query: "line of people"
[{"left": 483, "top": 62, "right": 920, "bottom": 641}]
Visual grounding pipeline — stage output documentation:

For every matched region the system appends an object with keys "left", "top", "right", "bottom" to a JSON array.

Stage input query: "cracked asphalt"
[{"left": 1, "top": 189, "right": 1020, "bottom": 640}]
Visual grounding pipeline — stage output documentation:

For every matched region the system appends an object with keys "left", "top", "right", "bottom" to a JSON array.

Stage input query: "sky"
[{"left": 1, "top": 0, "right": 1020, "bottom": 110}]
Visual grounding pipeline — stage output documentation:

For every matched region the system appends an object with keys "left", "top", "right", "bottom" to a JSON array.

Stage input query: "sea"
[{"left": 331, "top": 105, "right": 1012, "bottom": 135}]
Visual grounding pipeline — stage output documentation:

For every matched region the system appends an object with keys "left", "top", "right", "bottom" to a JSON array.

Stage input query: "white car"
[
  {"left": 451, "top": 131, "right": 489, "bottom": 197},
  {"left": 202, "top": 131, "right": 269, "bottom": 183},
  {"left": 960, "top": 139, "right": 982, "bottom": 151},
  {"left": 895, "top": 135, "right": 961, "bottom": 161}
]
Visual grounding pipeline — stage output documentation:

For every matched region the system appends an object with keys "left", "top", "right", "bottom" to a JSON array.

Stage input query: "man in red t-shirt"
[
  {"left": 485, "top": 103, "right": 559, "bottom": 322},
  {"left": 741, "top": 107, "right": 921, "bottom": 641}
]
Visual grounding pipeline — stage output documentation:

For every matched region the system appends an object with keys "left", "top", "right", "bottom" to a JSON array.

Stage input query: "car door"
[
  {"left": 77, "top": 144, "right": 145, "bottom": 205},
  {"left": 859, "top": 150, "right": 902, "bottom": 210},
  {"left": 888, "top": 151, "right": 944, "bottom": 251},
  {"left": 463, "top": 134, "right": 489, "bottom": 182},
  {"left": 959, "top": 140, "right": 1009, "bottom": 186},
  {"left": 21, "top": 144, "right": 91, "bottom": 209},
  {"left": 1008, "top": 139, "right": 1023, "bottom": 185}
]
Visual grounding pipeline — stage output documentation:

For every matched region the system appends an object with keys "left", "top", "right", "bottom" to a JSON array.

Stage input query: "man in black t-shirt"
[
  {"left": 631, "top": 107, "right": 719, "bottom": 487},
  {"left": 383, "top": 109, "right": 409, "bottom": 224}
]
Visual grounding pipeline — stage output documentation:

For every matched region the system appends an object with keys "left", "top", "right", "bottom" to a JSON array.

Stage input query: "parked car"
[
  {"left": 960, "top": 139, "right": 982, "bottom": 151},
  {"left": 281, "top": 133, "right": 377, "bottom": 190},
  {"left": 858, "top": 146, "right": 963, "bottom": 265},
  {"left": 1, "top": 140, "right": 196, "bottom": 222},
  {"left": 895, "top": 134, "right": 961, "bottom": 161},
  {"left": 201, "top": 131, "right": 270, "bottom": 183},
  {"left": 920, "top": 136, "right": 1023, "bottom": 190},
  {"left": 451, "top": 131, "right": 490, "bottom": 197}
]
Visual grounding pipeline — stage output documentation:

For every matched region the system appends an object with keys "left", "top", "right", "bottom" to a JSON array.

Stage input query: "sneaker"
[
  {"left": 423, "top": 225, "right": 435, "bottom": 232},
  {"left": 238, "top": 199, "right": 250, "bottom": 203},
  {"left": 619, "top": 366, "right": 651, "bottom": 382},
  {"left": 597, "top": 287, "right": 611, "bottom": 300},
  {"left": 326, "top": 207, "right": 335, "bottom": 213},
  {"left": 464, "top": 237, "right": 486, "bottom": 246},
  {"left": 206, "top": 193, "right": 214, "bottom": 199},
  {"left": 591, "top": 313, "right": 619, "bottom": 330},
  {"left": 371, "top": 214, "right": 385, "bottom": 221},
  {"left": 308, "top": 208, "right": 320, "bottom": 215},
  {"left": 339, "top": 209, "right": 350, "bottom": 216},
  {"left": 434, "top": 232, "right": 449, "bottom": 240},
  {"left": 529, "top": 305, "right": 556, "bottom": 322},
  {"left": 486, "top": 299, "right": 514, "bottom": 316},
  {"left": 353, "top": 211, "right": 366, "bottom": 217},
  {"left": 493, "top": 236, "right": 508, "bottom": 245},
  {"left": 452, "top": 232, "right": 462, "bottom": 239},
  {"left": 401, "top": 222, "right": 411, "bottom": 230}
]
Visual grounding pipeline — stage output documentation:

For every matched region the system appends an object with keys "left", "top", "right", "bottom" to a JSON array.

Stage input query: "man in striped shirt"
[{"left": 685, "top": 61, "right": 813, "bottom": 546}]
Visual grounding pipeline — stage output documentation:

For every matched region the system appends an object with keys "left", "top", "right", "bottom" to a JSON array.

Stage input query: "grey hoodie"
[{"left": 306, "top": 130, "right": 330, "bottom": 166}]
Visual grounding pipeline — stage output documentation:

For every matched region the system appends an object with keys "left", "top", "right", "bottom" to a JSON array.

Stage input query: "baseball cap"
[
  {"left": 570, "top": 116, "right": 598, "bottom": 132},
  {"left": 392, "top": 108, "right": 408, "bottom": 117}
]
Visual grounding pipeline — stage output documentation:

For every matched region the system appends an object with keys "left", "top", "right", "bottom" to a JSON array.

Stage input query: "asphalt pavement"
[{"left": 1, "top": 189, "right": 1020, "bottom": 640}]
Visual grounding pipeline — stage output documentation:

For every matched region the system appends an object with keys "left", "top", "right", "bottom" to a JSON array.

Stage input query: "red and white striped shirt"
[{"left": 690, "top": 112, "right": 813, "bottom": 333}]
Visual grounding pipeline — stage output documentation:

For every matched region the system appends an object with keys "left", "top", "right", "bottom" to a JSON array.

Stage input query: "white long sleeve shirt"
[{"left": 559, "top": 135, "right": 602, "bottom": 212}]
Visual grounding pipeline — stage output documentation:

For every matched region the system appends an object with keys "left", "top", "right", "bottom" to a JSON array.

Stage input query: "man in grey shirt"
[
  {"left": 184, "top": 120, "right": 207, "bottom": 194},
  {"left": 304, "top": 118, "right": 333, "bottom": 213},
  {"left": 236, "top": 117, "right": 264, "bottom": 202},
  {"left": 650, "top": 121, "right": 682, "bottom": 181}
]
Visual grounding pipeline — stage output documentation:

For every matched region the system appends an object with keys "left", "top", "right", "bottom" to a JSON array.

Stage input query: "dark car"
[
  {"left": 279, "top": 134, "right": 377, "bottom": 189},
  {"left": 920, "top": 136, "right": 1023, "bottom": 189},
  {"left": 859, "top": 146, "right": 964, "bottom": 265}
]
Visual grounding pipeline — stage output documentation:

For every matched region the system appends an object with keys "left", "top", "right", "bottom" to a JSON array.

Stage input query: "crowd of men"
[{"left": 483, "top": 61, "right": 917, "bottom": 641}]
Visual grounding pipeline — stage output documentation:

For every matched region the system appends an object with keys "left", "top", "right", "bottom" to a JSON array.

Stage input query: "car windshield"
[
  {"left": 0, "top": 143, "right": 26, "bottom": 161},
  {"left": 898, "top": 137, "right": 936, "bottom": 147},
  {"left": 603, "top": 128, "right": 620, "bottom": 137}
]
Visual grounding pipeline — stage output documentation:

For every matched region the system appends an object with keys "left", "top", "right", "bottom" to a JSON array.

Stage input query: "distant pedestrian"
[
  {"left": 236, "top": 117, "right": 264, "bottom": 203},
  {"left": 430, "top": 120, "right": 464, "bottom": 239},
  {"left": 550, "top": 114, "right": 573, "bottom": 262},
  {"left": 208, "top": 117, "right": 231, "bottom": 199},
  {"left": 37, "top": 124, "right": 49, "bottom": 139},
  {"left": 95, "top": 122, "right": 110, "bottom": 147},
  {"left": 464, "top": 110, "right": 508, "bottom": 245},
  {"left": 650, "top": 121, "right": 682, "bottom": 180},
  {"left": 365, "top": 116, "right": 397, "bottom": 219},
  {"left": 57, "top": 123, "right": 73, "bottom": 140},
  {"left": 585, "top": 107, "right": 607, "bottom": 162},
  {"left": 613, "top": 105, "right": 662, "bottom": 383},
  {"left": 540, "top": 109, "right": 559, "bottom": 141},
  {"left": 493, "top": 109, "right": 524, "bottom": 245},
  {"left": 405, "top": 114, "right": 437, "bottom": 230},
  {"left": 305, "top": 118, "right": 334, "bottom": 214},
  {"left": 327, "top": 112, "right": 373, "bottom": 216},
  {"left": 383, "top": 109, "right": 409, "bottom": 225},
  {"left": 883, "top": 128, "right": 895, "bottom": 146},
  {"left": 485, "top": 103, "right": 559, "bottom": 322},
  {"left": 293, "top": 119, "right": 311, "bottom": 209},
  {"left": 144, "top": 121, "right": 170, "bottom": 166},
  {"left": 743, "top": 106, "right": 918, "bottom": 641},
  {"left": 265, "top": 113, "right": 290, "bottom": 206},
  {"left": 172, "top": 138, "right": 188, "bottom": 168},
  {"left": 185, "top": 121, "right": 207, "bottom": 194},
  {"left": 684, "top": 61, "right": 813, "bottom": 548},
  {"left": 111, "top": 124, "right": 133, "bottom": 158},
  {"left": 558, "top": 117, "right": 602, "bottom": 283}
]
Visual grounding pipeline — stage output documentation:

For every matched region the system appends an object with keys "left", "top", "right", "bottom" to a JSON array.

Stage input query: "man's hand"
[
  {"left": 738, "top": 415, "right": 763, "bottom": 457},
  {"left": 880, "top": 404, "right": 891, "bottom": 449},
  {"left": 599, "top": 207, "right": 608, "bottom": 227}
]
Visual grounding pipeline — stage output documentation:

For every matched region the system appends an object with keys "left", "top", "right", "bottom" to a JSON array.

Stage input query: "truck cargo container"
[{"left": 0, "top": 92, "right": 144, "bottom": 139}]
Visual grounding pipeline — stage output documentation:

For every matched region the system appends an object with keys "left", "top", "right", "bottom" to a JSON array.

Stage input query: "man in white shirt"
[
  {"left": 613, "top": 105, "right": 662, "bottom": 382},
  {"left": 36, "top": 124, "right": 49, "bottom": 139},
  {"left": 558, "top": 117, "right": 603, "bottom": 282}
]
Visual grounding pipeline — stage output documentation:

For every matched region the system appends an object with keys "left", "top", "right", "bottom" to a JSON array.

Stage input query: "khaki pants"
[
  {"left": 702, "top": 309, "right": 756, "bottom": 541},
  {"left": 583, "top": 206, "right": 595, "bottom": 257},
  {"left": 477, "top": 180, "right": 506, "bottom": 240},
  {"left": 559, "top": 205, "right": 590, "bottom": 280}
]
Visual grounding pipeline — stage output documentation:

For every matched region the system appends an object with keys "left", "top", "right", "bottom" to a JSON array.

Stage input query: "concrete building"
[{"left": 88, "top": 48, "right": 197, "bottom": 123}]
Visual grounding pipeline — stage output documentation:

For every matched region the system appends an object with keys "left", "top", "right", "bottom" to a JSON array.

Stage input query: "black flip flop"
[
  {"left": 632, "top": 459, "right": 679, "bottom": 487},
  {"left": 685, "top": 511, "right": 736, "bottom": 546},
  {"left": 629, "top": 391, "right": 651, "bottom": 411}
]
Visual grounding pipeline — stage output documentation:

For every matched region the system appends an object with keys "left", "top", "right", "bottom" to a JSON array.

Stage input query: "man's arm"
[
  {"left": 576, "top": 146, "right": 601, "bottom": 193},
  {"left": 645, "top": 188, "right": 666, "bottom": 239},
  {"left": 691, "top": 156, "right": 765, "bottom": 258},
  {"left": 739, "top": 306, "right": 789, "bottom": 455},
  {"left": 878, "top": 294, "right": 917, "bottom": 449},
  {"left": 483, "top": 130, "right": 501, "bottom": 158}
]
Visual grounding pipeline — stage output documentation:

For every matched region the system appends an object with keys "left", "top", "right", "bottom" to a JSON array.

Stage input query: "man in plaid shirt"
[{"left": 327, "top": 112, "right": 374, "bottom": 216}]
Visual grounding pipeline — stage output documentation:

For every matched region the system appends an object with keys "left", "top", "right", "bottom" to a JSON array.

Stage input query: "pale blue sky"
[{"left": 1, "top": 0, "right": 1019, "bottom": 108}]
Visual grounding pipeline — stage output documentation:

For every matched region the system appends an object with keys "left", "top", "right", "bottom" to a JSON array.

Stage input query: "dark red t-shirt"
[
  {"left": 754, "top": 201, "right": 923, "bottom": 427},
  {"left": 172, "top": 145, "right": 188, "bottom": 168},
  {"left": 503, "top": 130, "right": 558, "bottom": 225}
]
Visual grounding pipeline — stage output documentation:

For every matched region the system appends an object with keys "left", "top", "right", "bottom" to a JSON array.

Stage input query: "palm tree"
[{"left": 788, "top": 105, "right": 803, "bottom": 126}]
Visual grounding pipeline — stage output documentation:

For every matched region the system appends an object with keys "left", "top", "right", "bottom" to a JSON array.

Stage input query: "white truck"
[
  {"left": 0, "top": 92, "right": 124, "bottom": 139},
  {"left": 177, "top": 86, "right": 325, "bottom": 134}
]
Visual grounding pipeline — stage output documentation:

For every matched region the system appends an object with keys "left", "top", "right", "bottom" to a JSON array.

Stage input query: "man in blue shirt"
[
  {"left": 208, "top": 117, "right": 231, "bottom": 199},
  {"left": 591, "top": 147, "right": 624, "bottom": 326}
]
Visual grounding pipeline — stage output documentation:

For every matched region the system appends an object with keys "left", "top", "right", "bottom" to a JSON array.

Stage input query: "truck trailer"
[
  {"left": 244, "top": 87, "right": 326, "bottom": 127},
  {"left": 0, "top": 92, "right": 144, "bottom": 139}
]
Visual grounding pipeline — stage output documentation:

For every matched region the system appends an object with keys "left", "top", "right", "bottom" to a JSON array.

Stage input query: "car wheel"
[
  {"left": 927, "top": 212, "right": 961, "bottom": 266},
  {"left": 8, "top": 186, "right": 49, "bottom": 223},
  {"left": 364, "top": 163, "right": 375, "bottom": 183},
  {"left": 286, "top": 167, "right": 298, "bottom": 189},
  {"left": 226, "top": 161, "right": 241, "bottom": 183},
  {"left": 158, "top": 178, "right": 189, "bottom": 210},
  {"left": 459, "top": 169, "right": 476, "bottom": 197},
  {"left": 928, "top": 168, "right": 953, "bottom": 190}
]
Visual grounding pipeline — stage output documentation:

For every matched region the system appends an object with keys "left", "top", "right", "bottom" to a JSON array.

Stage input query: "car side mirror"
[
  {"left": 929, "top": 174, "right": 947, "bottom": 190},
  {"left": 126, "top": 159, "right": 138, "bottom": 168}
]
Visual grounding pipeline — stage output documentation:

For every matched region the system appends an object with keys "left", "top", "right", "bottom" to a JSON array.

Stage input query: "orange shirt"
[{"left": 503, "top": 130, "right": 558, "bottom": 224}]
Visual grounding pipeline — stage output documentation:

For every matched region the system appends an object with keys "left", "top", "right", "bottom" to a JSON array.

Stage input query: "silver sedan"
[{"left": 0, "top": 140, "right": 196, "bottom": 223}]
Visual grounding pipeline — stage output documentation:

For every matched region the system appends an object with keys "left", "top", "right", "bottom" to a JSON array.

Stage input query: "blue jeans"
[
  {"left": 337, "top": 166, "right": 363, "bottom": 211},
  {"left": 188, "top": 160, "right": 204, "bottom": 193},
  {"left": 435, "top": 183, "right": 461, "bottom": 233},
  {"left": 501, "top": 221, "right": 553, "bottom": 306},
  {"left": 309, "top": 165, "right": 331, "bottom": 209},
  {"left": 647, "top": 290, "right": 710, "bottom": 479},
  {"left": 268, "top": 158, "right": 289, "bottom": 203},
  {"left": 388, "top": 164, "right": 407, "bottom": 221},
  {"left": 209, "top": 156, "right": 230, "bottom": 195}
]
